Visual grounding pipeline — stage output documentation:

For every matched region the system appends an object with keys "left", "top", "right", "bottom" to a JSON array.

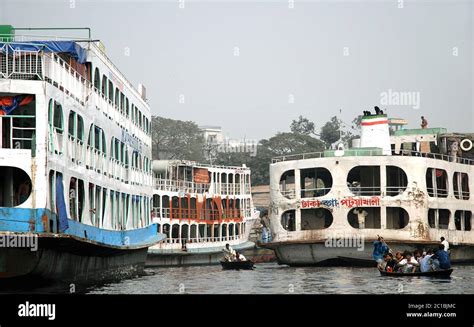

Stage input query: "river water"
[{"left": 83, "top": 263, "right": 474, "bottom": 294}]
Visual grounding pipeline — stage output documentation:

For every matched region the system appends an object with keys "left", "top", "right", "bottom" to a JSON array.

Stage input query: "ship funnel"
[{"left": 360, "top": 114, "right": 391, "bottom": 155}]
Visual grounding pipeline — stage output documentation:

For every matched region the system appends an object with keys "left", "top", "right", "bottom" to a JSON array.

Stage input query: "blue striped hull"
[{"left": 0, "top": 208, "right": 165, "bottom": 282}]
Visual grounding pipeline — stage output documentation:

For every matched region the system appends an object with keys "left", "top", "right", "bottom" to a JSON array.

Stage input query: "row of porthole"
[
  {"left": 279, "top": 166, "right": 470, "bottom": 200},
  {"left": 280, "top": 208, "right": 473, "bottom": 232},
  {"left": 279, "top": 166, "right": 407, "bottom": 199}
]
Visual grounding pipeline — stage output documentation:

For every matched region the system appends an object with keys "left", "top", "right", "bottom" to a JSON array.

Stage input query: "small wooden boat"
[
  {"left": 379, "top": 268, "right": 453, "bottom": 278},
  {"left": 220, "top": 260, "right": 255, "bottom": 270}
]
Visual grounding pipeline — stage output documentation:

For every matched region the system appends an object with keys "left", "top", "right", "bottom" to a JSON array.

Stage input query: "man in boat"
[
  {"left": 396, "top": 252, "right": 420, "bottom": 273},
  {"left": 235, "top": 251, "right": 247, "bottom": 262},
  {"left": 223, "top": 243, "right": 236, "bottom": 262},
  {"left": 432, "top": 244, "right": 451, "bottom": 270},
  {"left": 383, "top": 253, "right": 397, "bottom": 272},
  {"left": 419, "top": 249, "right": 435, "bottom": 273},
  {"left": 372, "top": 236, "right": 389, "bottom": 268}
]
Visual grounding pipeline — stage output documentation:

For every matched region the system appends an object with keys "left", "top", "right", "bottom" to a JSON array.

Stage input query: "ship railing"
[
  {"left": 154, "top": 178, "right": 210, "bottom": 193},
  {"left": 453, "top": 190, "right": 470, "bottom": 200},
  {"left": 273, "top": 151, "right": 325, "bottom": 163},
  {"left": 43, "top": 52, "right": 89, "bottom": 105},
  {"left": 0, "top": 115, "right": 36, "bottom": 150},
  {"left": 272, "top": 149, "right": 474, "bottom": 165},
  {"left": 0, "top": 43, "right": 146, "bottom": 138},
  {"left": 162, "top": 235, "right": 243, "bottom": 244},
  {"left": 427, "top": 187, "right": 450, "bottom": 198},
  {"left": 152, "top": 207, "right": 244, "bottom": 220},
  {"left": 67, "top": 136, "right": 85, "bottom": 164},
  {"left": 397, "top": 150, "right": 474, "bottom": 165},
  {"left": 280, "top": 189, "right": 296, "bottom": 199},
  {"left": 0, "top": 43, "right": 42, "bottom": 80}
]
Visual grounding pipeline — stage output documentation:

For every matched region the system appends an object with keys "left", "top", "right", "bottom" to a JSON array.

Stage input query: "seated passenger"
[
  {"left": 432, "top": 244, "right": 451, "bottom": 270},
  {"left": 396, "top": 252, "right": 420, "bottom": 273},
  {"left": 394, "top": 251, "right": 404, "bottom": 263},
  {"left": 420, "top": 249, "right": 434, "bottom": 273},
  {"left": 235, "top": 251, "right": 246, "bottom": 262},
  {"left": 383, "top": 253, "right": 397, "bottom": 272}
]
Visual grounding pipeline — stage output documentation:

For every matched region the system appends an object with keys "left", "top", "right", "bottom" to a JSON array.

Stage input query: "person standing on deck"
[
  {"left": 373, "top": 236, "right": 389, "bottom": 268},
  {"left": 440, "top": 237, "right": 449, "bottom": 252},
  {"left": 421, "top": 116, "right": 428, "bottom": 129},
  {"left": 353, "top": 208, "right": 368, "bottom": 229}
]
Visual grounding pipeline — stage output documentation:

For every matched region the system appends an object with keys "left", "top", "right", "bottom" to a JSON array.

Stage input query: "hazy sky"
[{"left": 1, "top": 0, "right": 473, "bottom": 140}]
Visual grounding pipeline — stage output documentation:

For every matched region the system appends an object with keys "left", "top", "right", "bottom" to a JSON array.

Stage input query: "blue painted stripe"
[{"left": 0, "top": 207, "right": 165, "bottom": 249}]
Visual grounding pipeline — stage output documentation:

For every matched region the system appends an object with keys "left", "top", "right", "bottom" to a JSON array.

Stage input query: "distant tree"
[
  {"left": 290, "top": 115, "right": 317, "bottom": 136},
  {"left": 151, "top": 116, "right": 205, "bottom": 161},
  {"left": 320, "top": 116, "right": 341, "bottom": 148}
]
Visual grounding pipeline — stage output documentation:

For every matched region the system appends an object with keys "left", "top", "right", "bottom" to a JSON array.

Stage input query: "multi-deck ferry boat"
[
  {"left": 263, "top": 113, "right": 474, "bottom": 266},
  {"left": 147, "top": 160, "right": 259, "bottom": 266},
  {"left": 0, "top": 27, "right": 164, "bottom": 282}
]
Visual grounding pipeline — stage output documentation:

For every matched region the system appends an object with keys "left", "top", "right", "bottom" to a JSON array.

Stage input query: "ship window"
[
  {"left": 198, "top": 224, "right": 205, "bottom": 239},
  {"left": 426, "top": 168, "right": 448, "bottom": 198},
  {"left": 221, "top": 224, "right": 228, "bottom": 238},
  {"left": 347, "top": 166, "right": 381, "bottom": 196},
  {"left": 181, "top": 224, "right": 189, "bottom": 240},
  {"left": 0, "top": 166, "right": 31, "bottom": 207},
  {"left": 190, "top": 224, "right": 197, "bottom": 239},
  {"left": 428, "top": 209, "right": 451, "bottom": 229},
  {"left": 163, "top": 223, "right": 170, "bottom": 239},
  {"left": 94, "top": 68, "right": 100, "bottom": 90},
  {"left": 77, "top": 115, "right": 84, "bottom": 142},
  {"left": 69, "top": 177, "right": 79, "bottom": 220},
  {"left": 0, "top": 93, "right": 35, "bottom": 150},
  {"left": 347, "top": 207, "right": 381, "bottom": 229},
  {"left": 386, "top": 207, "right": 409, "bottom": 229},
  {"left": 300, "top": 168, "right": 332, "bottom": 198},
  {"left": 301, "top": 208, "right": 333, "bottom": 230},
  {"left": 126, "top": 98, "right": 130, "bottom": 117},
  {"left": 229, "top": 223, "right": 235, "bottom": 237},
  {"left": 455, "top": 211, "right": 472, "bottom": 231},
  {"left": 101, "top": 75, "right": 107, "bottom": 96},
  {"left": 53, "top": 102, "right": 63, "bottom": 132},
  {"left": 108, "top": 81, "right": 113, "bottom": 102},
  {"left": 68, "top": 111, "right": 75, "bottom": 137},
  {"left": 48, "top": 100, "right": 64, "bottom": 154},
  {"left": 386, "top": 166, "right": 408, "bottom": 196},
  {"left": 114, "top": 88, "right": 120, "bottom": 109},
  {"left": 453, "top": 172, "right": 469, "bottom": 200},
  {"left": 279, "top": 170, "right": 295, "bottom": 199},
  {"left": 281, "top": 210, "right": 296, "bottom": 231}
]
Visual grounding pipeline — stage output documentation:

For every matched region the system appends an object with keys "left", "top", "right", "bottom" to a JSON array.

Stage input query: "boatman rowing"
[
  {"left": 373, "top": 236, "right": 389, "bottom": 268},
  {"left": 223, "top": 243, "right": 236, "bottom": 262}
]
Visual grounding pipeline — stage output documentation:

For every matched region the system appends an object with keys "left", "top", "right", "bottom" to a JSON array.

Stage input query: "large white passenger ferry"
[
  {"left": 0, "top": 26, "right": 164, "bottom": 282},
  {"left": 263, "top": 113, "right": 474, "bottom": 266},
  {"left": 147, "top": 160, "right": 259, "bottom": 266}
]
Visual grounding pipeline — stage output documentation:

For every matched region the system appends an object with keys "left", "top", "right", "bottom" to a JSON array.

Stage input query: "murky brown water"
[{"left": 86, "top": 263, "right": 474, "bottom": 294}]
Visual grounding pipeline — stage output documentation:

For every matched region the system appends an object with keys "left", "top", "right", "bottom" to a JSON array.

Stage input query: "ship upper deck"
[
  {"left": 0, "top": 33, "right": 152, "bottom": 141},
  {"left": 272, "top": 148, "right": 474, "bottom": 165}
]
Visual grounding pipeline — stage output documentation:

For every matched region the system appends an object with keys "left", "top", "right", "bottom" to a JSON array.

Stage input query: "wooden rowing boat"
[{"left": 379, "top": 268, "right": 453, "bottom": 278}]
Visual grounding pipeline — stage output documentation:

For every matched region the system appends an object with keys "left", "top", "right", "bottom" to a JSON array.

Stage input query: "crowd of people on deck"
[
  {"left": 373, "top": 236, "right": 452, "bottom": 273},
  {"left": 222, "top": 244, "right": 247, "bottom": 262}
]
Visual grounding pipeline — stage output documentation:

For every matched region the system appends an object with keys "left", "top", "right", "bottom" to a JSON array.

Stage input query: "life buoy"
[{"left": 460, "top": 139, "right": 473, "bottom": 151}]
